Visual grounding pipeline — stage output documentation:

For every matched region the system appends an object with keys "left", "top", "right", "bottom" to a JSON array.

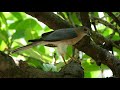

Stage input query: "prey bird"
[{"left": 11, "top": 26, "right": 90, "bottom": 64}]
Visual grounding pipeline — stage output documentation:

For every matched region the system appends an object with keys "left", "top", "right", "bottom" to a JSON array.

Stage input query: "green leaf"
[
  {"left": 0, "top": 30, "right": 9, "bottom": 43},
  {"left": 112, "top": 33, "right": 120, "bottom": 40},
  {"left": 82, "top": 54, "right": 91, "bottom": 59},
  {"left": 12, "top": 29, "right": 25, "bottom": 40},
  {"left": 14, "top": 18, "right": 42, "bottom": 30},
  {"left": 36, "top": 45, "right": 45, "bottom": 54},
  {"left": 68, "top": 12, "right": 80, "bottom": 26},
  {"left": 66, "top": 45, "right": 73, "bottom": 60},
  {"left": 0, "top": 12, "right": 7, "bottom": 28},
  {"left": 71, "top": 13, "right": 80, "bottom": 25},
  {"left": 10, "top": 12, "right": 25, "bottom": 20},
  {"left": 57, "top": 12, "right": 68, "bottom": 20},
  {"left": 102, "top": 28, "right": 113, "bottom": 37},
  {"left": 43, "top": 63, "right": 57, "bottom": 72},
  {"left": 44, "top": 26, "right": 52, "bottom": 32},
  {"left": 2, "top": 12, "right": 17, "bottom": 21},
  {"left": 113, "top": 48, "right": 120, "bottom": 58},
  {"left": 11, "top": 18, "right": 42, "bottom": 40},
  {"left": 93, "top": 12, "right": 99, "bottom": 17},
  {"left": 22, "top": 49, "right": 43, "bottom": 61},
  {"left": 56, "top": 62, "right": 65, "bottom": 71},
  {"left": 26, "top": 58, "right": 43, "bottom": 69},
  {"left": 8, "top": 20, "right": 22, "bottom": 29},
  {"left": 0, "top": 40, "right": 7, "bottom": 51},
  {"left": 82, "top": 59, "right": 110, "bottom": 78}
]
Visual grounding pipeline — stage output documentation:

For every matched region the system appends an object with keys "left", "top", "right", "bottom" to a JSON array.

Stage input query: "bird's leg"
[
  {"left": 61, "top": 54, "right": 67, "bottom": 65},
  {"left": 57, "top": 45, "right": 68, "bottom": 65},
  {"left": 66, "top": 54, "right": 76, "bottom": 61},
  {"left": 67, "top": 53, "right": 81, "bottom": 64},
  {"left": 53, "top": 52, "right": 57, "bottom": 65},
  {"left": 66, "top": 46, "right": 77, "bottom": 61},
  {"left": 67, "top": 48, "right": 81, "bottom": 64}
]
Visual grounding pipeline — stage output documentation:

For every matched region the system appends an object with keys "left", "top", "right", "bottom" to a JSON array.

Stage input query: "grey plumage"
[{"left": 11, "top": 26, "right": 89, "bottom": 55}]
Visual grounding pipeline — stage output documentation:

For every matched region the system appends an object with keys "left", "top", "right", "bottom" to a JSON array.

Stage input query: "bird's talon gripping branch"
[{"left": 11, "top": 26, "right": 90, "bottom": 64}]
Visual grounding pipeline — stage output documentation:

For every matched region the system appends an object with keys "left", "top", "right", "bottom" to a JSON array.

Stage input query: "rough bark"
[
  {"left": 26, "top": 12, "right": 73, "bottom": 30},
  {"left": 0, "top": 51, "right": 83, "bottom": 78}
]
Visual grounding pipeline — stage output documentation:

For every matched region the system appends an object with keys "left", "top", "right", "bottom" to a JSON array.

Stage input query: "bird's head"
[{"left": 75, "top": 26, "right": 90, "bottom": 36}]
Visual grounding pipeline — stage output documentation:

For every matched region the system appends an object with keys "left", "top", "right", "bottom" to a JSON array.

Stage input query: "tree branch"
[
  {"left": 0, "top": 51, "right": 84, "bottom": 78},
  {"left": 79, "top": 12, "right": 92, "bottom": 30},
  {"left": 92, "top": 31, "right": 120, "bottom": 51},
  {"left": 25, "top": 12, "right": 73, "bottom": 30},
  {"left": 74, "top": 37, "right": 120, "bottom": 77},
  {"left": 106, "top": 12, "right": 120, "bottom": 27},
  {"left": 90, "top": 16, "right": 120, "bottom": 34}
]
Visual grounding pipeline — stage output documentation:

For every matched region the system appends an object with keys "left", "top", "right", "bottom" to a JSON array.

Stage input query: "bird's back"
[{"left": 42, "top": 28, "right": 78, "bottom": 41}]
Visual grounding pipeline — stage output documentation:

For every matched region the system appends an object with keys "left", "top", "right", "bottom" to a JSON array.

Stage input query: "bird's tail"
[{"left": 11, "top": 41, "right": 43, "bottom": 54}]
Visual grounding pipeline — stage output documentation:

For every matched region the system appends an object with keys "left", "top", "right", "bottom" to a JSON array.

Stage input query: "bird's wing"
[
  {"left": 28, "top": 31, "right": 54, "bottom": 42},
  {"left": 42, "top": 28, "right": 77, "bottom": 41}
]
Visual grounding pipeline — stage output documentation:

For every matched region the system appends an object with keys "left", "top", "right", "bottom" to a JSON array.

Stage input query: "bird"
[{"left": 11, "top": 26, "right": 90, "bottom": 64}]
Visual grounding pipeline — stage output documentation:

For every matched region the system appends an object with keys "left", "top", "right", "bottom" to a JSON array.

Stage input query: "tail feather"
[{"left": 11, "top": 41, "right": 42, "bottom": 54}]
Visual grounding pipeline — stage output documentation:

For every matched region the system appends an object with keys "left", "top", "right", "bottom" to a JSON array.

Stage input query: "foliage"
[{"left": 0, "top": 12, "right": 119, "bottom": 78}]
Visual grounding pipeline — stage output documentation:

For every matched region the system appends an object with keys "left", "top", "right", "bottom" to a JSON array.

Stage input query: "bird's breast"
[{"left": 57, "top": 33, "right": 86, "bottom": 45}]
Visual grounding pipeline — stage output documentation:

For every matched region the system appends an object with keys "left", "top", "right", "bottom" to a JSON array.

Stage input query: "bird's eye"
[{"left": 84, "top": 28, "right": 88, "bottom": 31}]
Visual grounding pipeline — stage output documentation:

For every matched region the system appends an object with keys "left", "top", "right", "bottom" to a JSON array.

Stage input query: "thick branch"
[
  {"left": 74, "top": 37, "right": 120, "bottom": 77},
  {"left": 25, "top": 12, "right": 73, "bottom": 30},
  {"left": 92, "top": 31, "right": 120, "bottom": 50},
  {"left": 79, "top": 12, "right": 91, "bottom": 30},
  {"left": 0, "top": 51, "right": 84, "bottom": 78}
]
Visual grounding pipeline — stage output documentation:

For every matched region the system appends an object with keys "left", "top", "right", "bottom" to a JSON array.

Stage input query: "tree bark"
[
  {"left": 26, "top": 12, "right": 73, "bottom": 30},
  {"left": 0, "top": 51, "right": 84, "bottom": 78}
]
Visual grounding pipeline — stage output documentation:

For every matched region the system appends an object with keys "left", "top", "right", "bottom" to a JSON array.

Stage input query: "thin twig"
[
  {"left": 90, "top": 16, "right": 120, "bottom": 35},
  {"left": 106, "top": 12, "right": 120, "bottom": 27},
  {"left": 92, "top": 21, "right": 98, "bottom": 32}
]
